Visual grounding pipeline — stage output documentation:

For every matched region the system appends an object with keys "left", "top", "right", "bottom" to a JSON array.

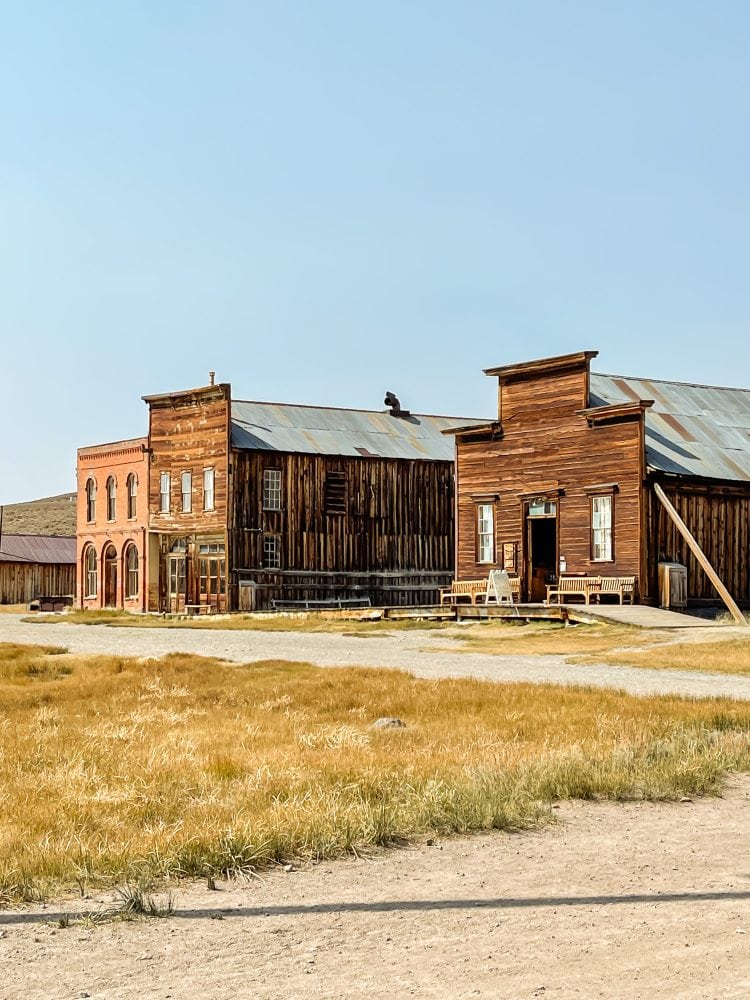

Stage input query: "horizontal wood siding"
[
  {"left": 457, "top": 364, "right": 643, "bottom": 596},
  {"left": 0, "top": 563, "right": 75, "bottom": 605},
  {"left": 229, "top": 451, "right": 455, "bottom": 608},
  {"left": 646, "top": 481, "right": 750, "bottom": 606},
  {"left": 147, "top": 386, "right": 230, "bottom": 611}
]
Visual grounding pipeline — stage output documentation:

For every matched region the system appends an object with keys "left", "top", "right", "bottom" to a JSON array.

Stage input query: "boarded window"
[
  {"left": 181, "top": 471, "right": 192, "bottom": 513},
  {"left": 591, "top": 495, "right": 614, "bottom": 561},
  {"left": 324, "top": 471, "right": 346, "bottom": 514},
  {"left": 203, "top": 468, "right": 215, "bottom": 511},
  {"left": 125, "top": 544, "right": 139, "bottom": 599},
  {"left": 127, "top": 474, "right": 137, "bottom": 519},
  {"left": 263, "top": 469, "right": 282, "bottom": 511},
  {"left": 477, "top": 503, "right": 495, "bottom": 564},
  {"left": 160, "top": 472, "right": 171, "bottom": 513},
  {"left": 263, "top": 534, "right": 281, "bottom": 569},
  {"left": 86, "top": 478, "right": 96, "bottom": 523},
  {"left": 106, "top": 477, "right": 116, "bottom": 521}
]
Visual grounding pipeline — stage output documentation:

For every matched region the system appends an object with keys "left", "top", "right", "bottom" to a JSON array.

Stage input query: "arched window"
[
  {"left": 125, "top": 544, "right": 139, "bottom": 599},
  {"left": 86, "top": 478, "right": 96, "bottom": 523},
  {"left": 84, "top": 545, "right": 97, "bottom": 598},
  {"left": 106, "top": 476, "right": 116, "bottom": 521},
  {"left": 126, "top": 473, "right": 137, "bottom": 519}
]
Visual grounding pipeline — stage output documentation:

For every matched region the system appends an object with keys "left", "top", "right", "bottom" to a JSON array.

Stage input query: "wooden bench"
[
  {"left": 590, "top": 576, "right": 637, "bottom": 605},
  {"left": 440, "top": 579, "right": 487, "bottom": 605},
  {"left": 546, "top": 576, "right": 601, "bottom": 605},
  {"left": 184, "top": 603, "right": 217, "bottom": 616}
]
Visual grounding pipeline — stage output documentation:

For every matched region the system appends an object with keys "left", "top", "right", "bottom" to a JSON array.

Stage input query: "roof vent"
[
  {"left": 209, "top": 370, "right": 216, "bottom": 386},
  {"left": 384, "top": 391, "right": 410, "bottom": 418}
]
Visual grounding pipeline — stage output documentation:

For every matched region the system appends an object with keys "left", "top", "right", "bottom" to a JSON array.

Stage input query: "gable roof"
[
  {"left": 590, "top": 373, "right": 750, "bottom": 483},
  {"left": 230, "top": 401, "right": 488, "bottom": 462},
  {"left": 0, "top": 534, "right": 76, "bottom": 565}
]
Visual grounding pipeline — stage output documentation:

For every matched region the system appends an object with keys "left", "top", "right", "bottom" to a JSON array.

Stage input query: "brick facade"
[{"left": 76, "top": 438, "right": 149, "bottom": 610}]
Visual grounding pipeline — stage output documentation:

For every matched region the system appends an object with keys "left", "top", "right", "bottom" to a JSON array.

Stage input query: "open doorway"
[{"left": 525, "top": 503, "right": 557, "bottom": 602}]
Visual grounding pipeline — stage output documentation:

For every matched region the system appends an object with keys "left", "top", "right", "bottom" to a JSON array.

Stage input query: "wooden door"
[
  {"left": 168, "top": 555, "right": 186, "bottom": 613},
  {"left": 103, "top": 545, "right": 118, "bottom": 608}
]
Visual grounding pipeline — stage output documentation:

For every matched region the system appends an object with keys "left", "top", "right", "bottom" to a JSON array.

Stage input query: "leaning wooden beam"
[{"left": 653, "top": 482, "right": 746, "bottom": 625}]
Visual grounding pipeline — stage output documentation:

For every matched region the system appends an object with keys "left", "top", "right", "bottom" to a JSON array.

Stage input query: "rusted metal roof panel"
[
  {"left": 231, "top": 401, "right": 488, "bottom": 461},
  {"left": 590, "top": 373, "right": 750, "bottom": 482},
  {"left": 0, "top": 534, "right": 76, "bottom": 564}
]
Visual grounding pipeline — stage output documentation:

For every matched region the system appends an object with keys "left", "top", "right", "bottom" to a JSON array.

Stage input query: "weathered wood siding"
[
  {"left": 646, "top": 480, "right": 750, "bottom": 605},
  {"left": 456, "top": 363, "right": 644, "bottom": 597},
  {"left": 147, "top": 384, "right": 231, "bottom": 610},
  {"left": 228, "top": 451, "right": 456, "bottom": 608},
  {"left": 0, "top": 563, "right": 75, "bottom": 605}
]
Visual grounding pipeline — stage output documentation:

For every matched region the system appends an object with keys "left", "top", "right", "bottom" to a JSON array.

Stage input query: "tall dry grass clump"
[{"left": 2, "top": 641, "right": 750, "bottom": 902}]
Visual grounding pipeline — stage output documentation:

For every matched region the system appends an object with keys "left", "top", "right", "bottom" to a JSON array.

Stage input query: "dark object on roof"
[
  {"left": 230, "top": 401, "right": 488, "bottom": 461},
  {"left": 0, "top": 534, "right": 76, "bottom": 565},
  {"left": 384, "top": 391, "right": 410, "bottom": 418},
  {"left": 590, "top": 374, "right": 750, "bottom": 482}
]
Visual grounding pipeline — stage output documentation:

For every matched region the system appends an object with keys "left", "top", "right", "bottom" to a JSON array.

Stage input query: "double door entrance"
[{"left": 163, "top": 537, "right": 227, "bottom": 613}]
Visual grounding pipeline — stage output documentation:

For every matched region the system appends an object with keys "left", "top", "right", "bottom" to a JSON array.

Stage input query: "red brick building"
[{"left": 76, "top": 438, "right": 148, "bottom": 610}]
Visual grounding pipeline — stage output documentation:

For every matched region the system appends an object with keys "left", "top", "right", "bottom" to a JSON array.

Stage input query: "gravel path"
[{"left": 3, "top": 614, "right": 750, "bottom": 700}]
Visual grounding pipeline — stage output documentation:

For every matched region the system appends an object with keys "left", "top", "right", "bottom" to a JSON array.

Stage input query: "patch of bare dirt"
[{"left": 3, "top": 778, "right": 750, "bottom": 999}]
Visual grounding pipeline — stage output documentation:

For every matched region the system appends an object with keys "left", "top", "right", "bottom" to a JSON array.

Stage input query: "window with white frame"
[
  {"left": 160, "top": 472, "right": 171, "bottom": 513},
  {"left": 106, "top": 476, "right": 116, "bottom": 521},
  {"left": 477, "top": 503, "right": 495, "bottom": 564},
  {"left": 181, "top": 471, "right": 192, "bottom": 513},
  {"left": 85, "top": 478, "right": 96, "bottom": 523},
  {"left": 263, "top": 534, "right": 281, "bottom": 569},
  {"left": 84, "top": 545, "right": 97, "bottom": 598},
  {"left": 126, "top": 473, "right": 137, "bottom": 519},
  {"left": 591, "top": 495, "right": 613, "bottom": 561},
  {"left": 263, "top": 469, "right": 282, "bottom": 511},
  {"left": 203, "top": 468, "right": 215, "bottom": 511},
  {"left": 125, "top": 544, "right": 139, "bottom": 598}
]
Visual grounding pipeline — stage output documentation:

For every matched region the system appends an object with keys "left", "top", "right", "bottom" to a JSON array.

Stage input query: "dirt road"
[
  {"left": 3, "top": 777, "right": 750, "bottom": 999},
  {"left": 3, "top": 614, "right": 750, "bottom": 700}
]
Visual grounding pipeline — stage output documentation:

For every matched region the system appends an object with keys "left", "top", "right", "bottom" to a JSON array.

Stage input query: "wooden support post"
[{"left": 653, "top": 482, "right": 746, "bottom": 626}]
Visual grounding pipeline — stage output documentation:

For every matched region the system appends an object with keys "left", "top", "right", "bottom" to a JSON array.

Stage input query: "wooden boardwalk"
[
  {"left": 564, "top": 604, "right": 718, "bottom": 628},
  {"left": 436, "top": 602, "right": 722, "bottom": 629}
]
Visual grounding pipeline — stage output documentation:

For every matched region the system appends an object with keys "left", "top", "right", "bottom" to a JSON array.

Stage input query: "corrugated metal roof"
[
  {"left": 231, "top": 401, "right": 488, "bottom": 461},
  {"left": 0, "top": 534, "right": 76, "bottom": 565},
  {"left": 590, "top": 373, "right": 750, "bottom": 482}
]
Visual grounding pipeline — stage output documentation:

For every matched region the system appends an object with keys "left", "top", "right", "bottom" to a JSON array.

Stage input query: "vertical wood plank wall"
[
  {"left": 0, "top": 563, "right": 75, "bottom": 604},
  {"left": 228, "top": 451, "right": 456, "bottom": 608},
  {"left": 647, "top": 482, "right": 750, "bottom": 604}
]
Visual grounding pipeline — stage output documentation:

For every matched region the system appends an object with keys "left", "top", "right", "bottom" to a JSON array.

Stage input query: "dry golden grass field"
[
  {"left": 2, "top": 640, "right": 750, "bottom": 906},
  {"left": 574, "top": 637, "right": 750, "bottom": 675}
]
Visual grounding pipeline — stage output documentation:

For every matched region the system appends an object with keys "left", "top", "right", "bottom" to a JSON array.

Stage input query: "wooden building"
[
  {"left": 142, "top": 381, "right": 486, "bottom": 611},
  {"left": 0, "top": 534, "right": 75, "bottom": 605},
  {"left": 76, "top": 437, "right": 149, "bottom": 610},
  {"left": 448, "top": 351, "right": 750, "bottom": 609}
]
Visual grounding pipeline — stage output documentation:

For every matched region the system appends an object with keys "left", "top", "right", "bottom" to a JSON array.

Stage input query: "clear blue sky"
[{"left": 2, "top": 1, "right": 749, "bottom": 504}]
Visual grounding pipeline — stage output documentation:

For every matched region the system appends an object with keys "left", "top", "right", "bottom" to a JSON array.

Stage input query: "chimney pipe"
[{"left": 209, "top": 370, "right": 216, "bottom": 386}]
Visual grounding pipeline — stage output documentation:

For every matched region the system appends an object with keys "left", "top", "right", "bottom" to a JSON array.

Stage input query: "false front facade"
[{"left": 449, "top": 351, "right": 750, "bottom": 609}]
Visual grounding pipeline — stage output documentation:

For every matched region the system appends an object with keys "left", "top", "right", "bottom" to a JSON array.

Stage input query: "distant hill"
[{"left": 0, "top": 493, "right": 76, "bottom": 537}]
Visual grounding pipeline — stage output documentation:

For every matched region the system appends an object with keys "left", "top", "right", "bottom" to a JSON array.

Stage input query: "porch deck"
[{"left": 384, "top": 603, "right": 718, "bottom": 628}]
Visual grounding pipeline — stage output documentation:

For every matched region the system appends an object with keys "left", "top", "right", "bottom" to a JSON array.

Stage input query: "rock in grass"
[{"left": 370, "top": 717, "right": 406, "bottom": 730}]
